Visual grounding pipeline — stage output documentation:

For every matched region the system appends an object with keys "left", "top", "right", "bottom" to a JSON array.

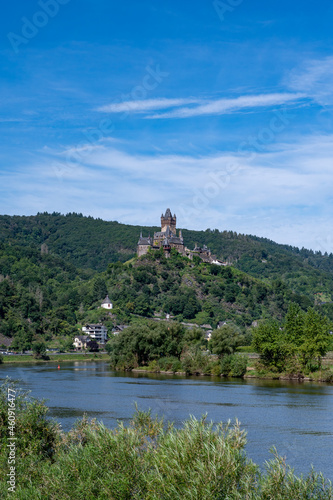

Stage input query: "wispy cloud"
[
  {"left": 148, "top": 93, "right": 307, "bottom": 119},
  {"left": 4, "top": 132, "right": 332, "bottom": 249},
  {"left": 96, "top": 93, "right": 307, "bottom": 119},
  {"left": 97, "top": 98, "right": 200, "bottom": 113},
  {"left": 286, "top": 56, "right": 333, "bottom": 106}
]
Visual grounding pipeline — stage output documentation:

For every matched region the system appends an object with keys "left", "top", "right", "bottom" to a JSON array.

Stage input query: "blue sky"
[{"left": 1, "top": 0, "right": 333, "bottom": 251}]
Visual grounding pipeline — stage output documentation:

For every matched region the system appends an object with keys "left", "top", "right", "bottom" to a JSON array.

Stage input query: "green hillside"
[
  {"left": 0, "top": 212, "right": 332, "bottom": 301},
  {"left": 0, "top": 211, "right": 333, "bottom": 353},
  {"left": 0, "top": 237, "right": 322, "bottom": 350},
  {"left": 0, "top": 242, "right": 94, "bottom": 350},
  {"left": 104, "top": 250, "right": 313, "bottom": 327}
]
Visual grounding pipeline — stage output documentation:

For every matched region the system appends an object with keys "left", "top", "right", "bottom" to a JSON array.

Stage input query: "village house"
[
  {"left": 112, "top": 325, "right": 129, "bottom": 335},
  {"left": 82, "top": 323, "right": 108, "bottom": 343},
  {"left": 73, "top": 335, "right": 89, "bottom": 350}
]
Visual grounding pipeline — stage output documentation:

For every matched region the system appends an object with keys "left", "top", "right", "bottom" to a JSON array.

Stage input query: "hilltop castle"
[{"left": 137, "top": 208, "right": 214, "bottom": 263}]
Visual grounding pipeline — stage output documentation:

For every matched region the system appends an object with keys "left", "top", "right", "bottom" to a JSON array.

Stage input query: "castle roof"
[
  {"left": 163, "top": 208, "right": 173, "bottom": 218},
  {"left": 101, "top": 295, "right": 112, "bottom": 305},
  {"left": 138, "top": 232, "right": 152, "bottom": 245},
  {"left": 169, "top": 236, "right": 183, "bottom": 244}
]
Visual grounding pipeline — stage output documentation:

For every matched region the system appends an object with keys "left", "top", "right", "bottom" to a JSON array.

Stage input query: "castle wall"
[
  {"left": 161, "top": 216, "right": 176, "bottom": 234},
  {"left": 137, "top": 245, "right": 150, "bottom": 257}
]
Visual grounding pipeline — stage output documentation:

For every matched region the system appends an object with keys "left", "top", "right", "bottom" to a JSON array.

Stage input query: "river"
[{"left": 1, "top": 360, "right": 333, "bottom": 481}]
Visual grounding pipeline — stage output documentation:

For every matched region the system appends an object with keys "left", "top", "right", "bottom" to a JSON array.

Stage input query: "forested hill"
[
  {"left": 0, "top": 243, "right": 317, "bottom": 348},
  {"left": 1, "top": 223, "right": 333, "bottom": 349},
  {"left": 0, "top": 212, "right": 333, "bottom": 302}
]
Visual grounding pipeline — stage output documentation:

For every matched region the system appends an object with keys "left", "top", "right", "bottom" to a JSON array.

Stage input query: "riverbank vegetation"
[
  {"left": 106, "top": 319, "right": 249, "bottom": 377},
  {"left": 252, "top": 303, "right": 333, "bottom": 381},
  {"left": 0, "top": 380, "right": 332, "bottom": 499},
  {"left": 106, "top": 308, "right": 333, "bottom": 381}
]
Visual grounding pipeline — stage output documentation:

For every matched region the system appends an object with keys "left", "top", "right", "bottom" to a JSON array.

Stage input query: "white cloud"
[
  {"left": 3, "top": 132, "right": 333, "bottom": 250},
  {"left": 96, "top": 93, "right": 306, "bottom": 119},
  {"left": 286, "top": 56, "right": 333, "bottom": 105},
  {"left": 147, "top": 93, "right": 306, "bottom": 118},
  {"left": 97, "top": 98, "right": 200, "bottom": 113}
]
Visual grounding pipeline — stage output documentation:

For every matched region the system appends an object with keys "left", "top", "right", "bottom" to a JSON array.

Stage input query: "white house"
[
  {"left": 101, "top": 295, "right": 113, "bottom": 310},
  {"left": 82, "top": 324, "right": 108, "bottom": 343},
  {"left": 73, "top": 335, "right": 89, "bottom": 350}
]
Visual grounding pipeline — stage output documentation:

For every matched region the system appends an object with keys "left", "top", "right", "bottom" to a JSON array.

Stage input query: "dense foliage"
[
  {"left": 0, "top": 212, "right": 146, "bottom": 270},
  {"left": 0, "top": 382, "right": 332, "bottom": 499},
  {"left": 0, "top": 242, "right": 95, "bottom": 349},
  {"left": 210, "top": 324, "right": 244, "bottom": 357},
  {"left": 1, "top": 212, "right": 333, "bottom": 303},
  {"left": 106, "top": 320, "right": 226, "bottom": 375},
  {"left": 0, "top": 235, "right": 329, "bottom": 351},
  {"left": 252, "top": 303, "right": 333, "bottom": 374},
  {"left": 105, "top": 251, "right": 314, "bottom": 329},
  {"left": 106, "top": 321, "right": 187, "bottom": 369},
  {"left": 1, "top": 213, "right": 333, "bottom": 353}
]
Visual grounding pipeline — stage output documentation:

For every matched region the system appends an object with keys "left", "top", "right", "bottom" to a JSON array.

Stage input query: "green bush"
[
  {"left": 171, "top": 359, "right": 182, "bottom": 372},
  {"left": 221, "top": 354, "right": 248, "bottom": 377},
  {"left": 230, "top": 354, "right": 248, "bottom": 377},
  {"left": 158, "top": 356, "right": 179, "bottom": 371},
  {"left": 220, "top": 354, "right": 233, "bottom": 375},
  {"left": 0, "top": 379, "right": 59, "bottom": 495}
]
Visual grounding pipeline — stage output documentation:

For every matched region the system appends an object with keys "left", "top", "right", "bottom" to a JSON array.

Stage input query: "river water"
[{"left": 1, "top": 361, "right": 333, "bottom": 481}]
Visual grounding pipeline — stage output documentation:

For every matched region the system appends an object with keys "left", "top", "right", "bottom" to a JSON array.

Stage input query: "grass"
[{"left": 1, "top": 353, "right": 110, "bottom": 364}]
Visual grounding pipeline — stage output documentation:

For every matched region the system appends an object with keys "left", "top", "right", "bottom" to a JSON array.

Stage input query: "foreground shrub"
[{"left": 0, "top": 378, "right": 59, "bottom": 494}]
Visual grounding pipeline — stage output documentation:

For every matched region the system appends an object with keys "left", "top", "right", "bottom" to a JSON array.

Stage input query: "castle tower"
[{"left": 161, "top": 208, "right": 176, "bottom": 235}]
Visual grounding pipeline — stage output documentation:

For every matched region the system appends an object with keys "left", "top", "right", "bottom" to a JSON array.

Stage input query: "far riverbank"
[
  {"left": 0, "top": 352, "right": 110, "bottom": 364},
  {"left": 130, "top": 351, "right": 333, "bottom": 383},
  {"left": 3, "top": 352, "right": 332, "bottom": 383}
]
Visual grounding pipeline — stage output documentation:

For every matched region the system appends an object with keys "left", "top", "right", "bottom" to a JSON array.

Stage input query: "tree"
[
  {"left": 210, "top": 324, "right": 243, "bottom": 358},
  {"left": 87, "top": 340, "right": 99, "bottom": 352},
  {"left": 32, "top": 342, "right": 48, "bottom": 360},
  {"left": 301, "top": 308, "right": 332, "bottom": 368},
  {"left": 183, "top": 297, "right": 201, "bottom": 319},
  {"left": 284, "top": 302, "right": 305, "bottom": 347},
  {"left": 252, "top": 305, "right": 333, "bottom": 372},
  {"left": 107, "top": 321, "right": 186, "bottom": 368},
  {"left": 183, "top": 328, "right": 206, "bottom": 348},
  {"left": 251, "top": 321, "right": 287, "bottom": 370},
  {"left": 11, "top": 328, "right": 33, "bottom": 353},
  {"left": 134, "top": 296, "right": 152, "bottom": 316},
  {"left": 93, "top": 278, "right": 108, "bottom": 300},
  {"left": 62, "top": 337, "right": 75, "bottom": 352}
]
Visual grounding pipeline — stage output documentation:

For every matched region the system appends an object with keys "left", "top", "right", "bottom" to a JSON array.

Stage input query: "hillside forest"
[{"left": 0, "top": 212, "right": 333, "bottom": 361}]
